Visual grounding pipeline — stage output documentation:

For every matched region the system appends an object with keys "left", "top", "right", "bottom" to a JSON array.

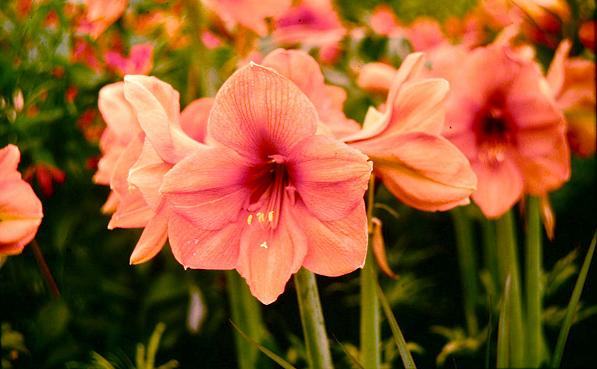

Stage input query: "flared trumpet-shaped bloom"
[
  {"left": 261, "top": 49, "right": 360, "bottom": 139},
  {"left": 203, "top": 0, "right": 291, "bottom": 36},
  {"left": 428, "top": 41, "right": 570, "bottom": 218},
  {"left": 349, "top": 53, "right": 477, "bottom": 211},
  {"left": 162, "top": 63, "right": 372, "bottom": 304},
  {"left": 0, "top": 145, "right": 43, "bottom": 255},
  {"left": 547, "top": 40, "right": 596, "bottom": 157}
]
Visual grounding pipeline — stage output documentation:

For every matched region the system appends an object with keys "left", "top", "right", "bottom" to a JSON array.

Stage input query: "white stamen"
[{"left": 260, "top": 241, "right": 268, "bottom": 249}]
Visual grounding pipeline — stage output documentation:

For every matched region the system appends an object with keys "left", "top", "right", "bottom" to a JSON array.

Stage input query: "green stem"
[
  {"left": 481, "top": 218, "right": 500, "bottom": 296},
  {"left": 31, "top": 240, "right": 60, "bottom": 298},
  {"left": 294, "top": 268, "right": 334, "bottom": 369},
  {"left": 360, "top": 175, "right": 380, "bottom": 369},
  {"left": 226, "top": 271, "right": 266, "bottom": 369},
  {"left": 525, "top": 196, "right": 543, "bottom": 367},
  {"left": 183, "top": 0, "right": 209, "bottom": 101},
  {"left": 495, "top": 211, "right": 525, "bottom": 368},
  {"left": 451, "top": 207, "right": 479, "bottom": 336}
]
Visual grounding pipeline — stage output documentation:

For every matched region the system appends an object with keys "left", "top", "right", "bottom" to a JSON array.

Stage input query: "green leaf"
[
  {"left": 229, "top": 320, "right": 296, "bottom": 369},
  {"left": 376, "top": 283, "right": 416, "bottom": 369},
  {"left": 551, "top": 232, "right": 596, "bottom": 368}
]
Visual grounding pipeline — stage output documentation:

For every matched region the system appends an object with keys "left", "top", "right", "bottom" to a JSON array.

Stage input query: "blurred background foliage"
[{"left": 1, "top": 0, "right": 596, "bottom": 368}]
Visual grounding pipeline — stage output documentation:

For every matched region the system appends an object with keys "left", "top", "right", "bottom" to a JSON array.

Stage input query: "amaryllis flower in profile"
[
  {"left": 428, "top": 40, "right": 570, "bottom": 218},
  {"left": 547, "top": 40, "right": 596, "bottom": 157},
  {"left": 202, "top": 0, "right": 291, "bottom": 36},
  {"left": 272, "top": 0, "right": 346, "bottom": 48},
  {"left": 0, "top": 145, "right": 43, "bottom": 255},
  {"left": 349, "top": 53, "right": 477, "bottom": 211},
  {"left": 161, "top": 63, "right": 372, "bottom": 304},
  {"left": 260, "top": 48, "right": 360, "bottom": 139}
]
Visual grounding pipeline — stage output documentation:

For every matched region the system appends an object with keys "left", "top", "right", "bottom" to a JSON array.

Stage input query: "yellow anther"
[
  {"left": 268, "top": 211, "right": 274, "bottom": 222},
  {"left": 260, "top": 241, "right": 268, "bottom": 249},
  {"left": 257, "top": 212, "right": 266, "bottom": 223},
  {"left": 247, "top": 214, "right": 253, "bottom": 225}
]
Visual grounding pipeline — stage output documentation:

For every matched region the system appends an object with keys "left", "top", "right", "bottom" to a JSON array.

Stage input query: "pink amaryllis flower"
[
  {"left": 427, "top": 40, "right": 570, "bottom": 218},
  {"left": 353, "top": 53, "right": 477, "bottom": 211},
  {"left": 203, "top": 0, "right": 291, "bottom": 36},
  {"left": 0, "top": 145, "right": 43, "bottom": 255},
  {"left": 161, "top": 63, "right": 372, "bottom": 304}
]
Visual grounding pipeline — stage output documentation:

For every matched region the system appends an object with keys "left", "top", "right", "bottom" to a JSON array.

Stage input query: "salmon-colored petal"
[
  {"left": 98, "top": 82, "right": 139, "bottom": 141},
  {"left": 161, "top": 146, "right": 251, "bottom": 230},
  {"left": 0, "top": 180, "right": 44, "bottom": 219},
  {"left": 0, "top": 144, "right": 20, "bottom": 175},
  {"left": 110, "top": 133, "right": 144, "bottom": 197},
  {"left": 207, "top": 63, "right": 318, "bottom": 160},
  {"left": 101, "top": 191, "right": 119, "bottom": 214},
  {"left": 546, "top": 40, "right": 572, "bottom": 94},
  {"left": 204, "top": 0, "right": 290, "bottom": 36},
  {"left": 123, "top": 75, "right": 200, "bottom": 163},
  {"left": 168, "top": 215, "right": 242, "bottom": 270},
  {"left": 471, "top": 156, "right": 524, "bottom": 219},
  {"left": 300, "top": 201, "right": 367, "bottom": 276},
  {"left": 289, "top": 135, "right": 372, "bottom": 221},
  {"left": 128, "top": 140, "right": 171, "bottom": 210},
  {"left": 0, "top": 219, "right": 41, "bottom": 245},
  {"left": 129, "top": 210, "right": 168, "bottom": 264},
  {"left": 387, "top": 78, "right": 449, "bottom": 136},
  {"left": 108, "top": 191, "right": 152, "bottom": 229},
  {"left": 357, "top": 62, "right": 396, "bottom": 93},
  {"left": 518, "top": 134, "right": 570, "bottom": 194},
  {"left": 180, "top": 98, "right": 214, "bottom": 143},
  {"left": 237, "top": 198, "right": 307, "bottom": 304},
  {"left": 357, "top": 133, "right": 476, "bottom": 212}
]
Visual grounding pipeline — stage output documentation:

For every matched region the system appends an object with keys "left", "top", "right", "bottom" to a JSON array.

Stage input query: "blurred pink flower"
[
  {"left": 0, "top": 145, "right": 43, "bottom": 255},
  {"left": 78, "top": 0, "right": 128, "bottom": 39},
  {"left": 161, "top": 63, "right": 372, "bottom": 304},
  {"left": 273, "top": 0, "right": 346, "bottom": 48},
  {"left": 427, "top": 40, "right": 570, "bottom": 218},
  {"left": 579, "top": 21, "right": 595, "bottom": 51},
  {"left": 347, "top": 53, "right": 477, "bottom": 211},
  {"left": 23, "top": 163, "right": 66, "bottom": 198},
  {"left": 105, "top": 43, "right": 154, "bottom": 77},
  {"left": 547, "top": 40, "right": 596, "bottom": 157},
  {"left": 203, "top": 0, "right": 291, "bottom": 36}
]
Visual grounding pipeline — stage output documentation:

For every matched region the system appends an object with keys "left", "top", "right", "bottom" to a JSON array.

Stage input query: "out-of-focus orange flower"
[
  {"left": 23, "top": 164, "right": 66, "bottom": 198},
  {"left": 105, "top": 43, "right": 154, "bottom": 77},
  {"left": 0, "top": 145, "right": 43, "bottom": 255},
  {"left": 273, "top": 0, "right": 346, "bottom": 48},
  {"left": 427, "top": 40, "right": 570, "bottom": 218},
  {"left": 79, "top": 0, "right": 128, "bottom": 39},
  {"left": 203, "top": 0, "right": 291, "bottom": 36},
  {"left": 346, "top": 53, "right": 477, "bottom": 212},
  {"left": 71, "top": 38, "right": 102, "bottom": 72},
  {"left": 547, "top": 40, "right": 596, "bottom": 157},
  {"left": 369, "top": 5, "right": 399, "bottom": 37}
]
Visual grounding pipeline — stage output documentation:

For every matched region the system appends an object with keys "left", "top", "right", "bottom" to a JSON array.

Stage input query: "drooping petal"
[
  {"left": 0, "top": 180, "right": 44, "bottom": 220},
  {"left": 300, "top": 200, "right": 367, "bottom": 276},
  {"left": 289, "top": 135, "right": 372, "bottom": 221},
  {"left": 123, "top": 75, "right": 200, "bottom": 163},
  {"left": 129, "top": 210, "right": 168, "bottom": 264},
  {"left": 203, "top": 0, "right": 291, "bottom": 36},
  {"left": 237, "top": 198, "right": 307, "bottom": 304},
  {"left": 207, "top": 63, "right": 318, "bottom": 160},
  {"left": 471, "top": 156, "right": 524, "bottom": 219},
  {"left": 0, "top": 144, "right": 20, "bottom": 175},
  {"left": 357, "top": 62, "right": 396, "bottom": 93},
  {"left": 546, "top": 39, "right": 572, "bottom": 94},
  {"left": 356, "top": 133, "right": 477, "bottom": 211},
  {"left": 110, "top": 133, "right": 144, "bottom": 197},
  {"left": 180, "top": 97, "right": 214, "bottom": 143},
  {"left": 107, "top": 191, "right": 153, "bottom": 229},
  {"left": 168, "top": 215, "right": 242, "bottom": 270},
  {"left": 161, "top": 146, "right": 252, "bottom": 230}
]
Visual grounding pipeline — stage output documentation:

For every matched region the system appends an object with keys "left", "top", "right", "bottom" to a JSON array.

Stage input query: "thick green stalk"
[
  {"left": 183, "top": 0, "right": 209, "bottom": 101},
  {"left": 226, "top": 271, "right": 266, "bottom": 369},
  {"left": 451, "top": 207, "right": 479, "bottom": 336},
  {"left": 481, "top": 218, "right": 500, "bottom": 295},
  {"left": 525, "top": 196, "right": 543, "bottom": 367},
  {"left": 294, "top": 268, "right": 334, "bottom": 369},
  {"left": 495, "top": 211, "right": 525, "bottom": 368},
  {"left": 360, "top": 176, "right": 380, "bottom": 369}
]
